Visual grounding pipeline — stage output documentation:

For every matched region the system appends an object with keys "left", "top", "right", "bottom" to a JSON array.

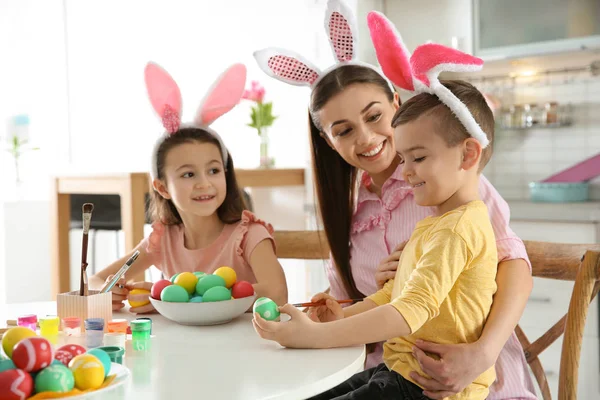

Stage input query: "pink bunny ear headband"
[
  {"left": 253, "top": 0, "right": 394, "bottom": 93},
  {"left": 144, "top": 62, "right": 247, "bottom": 179},
  {"left": 367, "top": 11, "right": 489, "bottom": 148}
]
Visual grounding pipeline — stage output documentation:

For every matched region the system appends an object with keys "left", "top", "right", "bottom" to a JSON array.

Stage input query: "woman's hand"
[
  {"left": 100, "top": 275, "right": 129, "bottom": 311},
  {"left": 375, "top": 241, "right": 406, "bottom": 289},
  {"left": 409, "top": 340, "right": 493, "bottom": 399},
  {"left": 126, "top": 281, "right": 156, "bottom": 314},
  {"left": 306, "top": 292, "right": 344, "bottom": 322},
  {"left": 253, "top": 304, "right": 323, "bottom": 349}
]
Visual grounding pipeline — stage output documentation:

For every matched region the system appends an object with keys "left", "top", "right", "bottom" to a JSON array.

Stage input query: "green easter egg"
[
  {"left": 0, "top": 359, "right": 15, "bottom": 373},
  {"left": 170, "top": 273, "right": 181, "bottom": 283},
  {"left": 86, "top": 349, "right": 111, "bottom": 378},
  {"left": 193, "top": 271, "right": 206, "bottom": 280},
  {"left": 253, "top": 297, "right": 280, "bottom": 321},
  {"left": 160, "top": 285, "right": 189, "bottom": 302},
  {"left": 203, "top": 286, "right": 231, "bottom": 302},
  {"left": 190, "top": 295, "right": 204, "bottom": 303},
  {"left": 35, "top": 364, "right": 75, "bottom": 393},
  {"left": 195, "top": 274, "right": 226, "bottom": 296}
]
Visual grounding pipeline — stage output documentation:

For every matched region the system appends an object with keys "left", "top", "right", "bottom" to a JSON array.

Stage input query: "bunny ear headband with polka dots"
[
  {"left": 367, "top": 11, "right": 490, "bottom": 148},
  {"left": 253, "top": 0, "right": 394, "bottom": 92},
  {"left": 144, "top": 62, "right": 247, "bottom": 178}
]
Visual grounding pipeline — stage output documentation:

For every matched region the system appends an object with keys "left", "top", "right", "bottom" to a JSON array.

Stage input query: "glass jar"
[
  {"left": 39, "top": 316, "right": 60, "bottom": 337},
  {"left": 130, "top": 319, "right": 152, "bottom": 351},
  {"left": 511, "top": 105, "right": 524, "bottom": 128},
  {"left": 545, "top": 102, "right": 559, "bottom": 124},
  {"left": 84, "top": 318, "right": 105, "bottom": 349},
  {"left": 62, "top": 317, "right": 81, "bottom": 337},
  {"left": 522, "top": 104, "right": 533, "bottom": 127},
  {"left": 107, "top": 319, "right": 128, "bottom": 334},
  {"left": 17, "top": 314, "right": 37, "bottom": 331}
]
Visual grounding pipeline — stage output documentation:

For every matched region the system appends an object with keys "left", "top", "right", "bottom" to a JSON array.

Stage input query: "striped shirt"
[{"left": 325, "top": 165, "right": 537, "bottom": 399}]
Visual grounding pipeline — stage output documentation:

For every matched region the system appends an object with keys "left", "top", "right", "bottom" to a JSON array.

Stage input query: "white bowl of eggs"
[{"left": 148, "top": 268, "right": 257, "bottom": 326}]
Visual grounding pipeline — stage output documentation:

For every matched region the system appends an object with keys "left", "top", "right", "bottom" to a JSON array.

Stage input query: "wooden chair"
[{"left": 273, "top": 230, "right": 600, "bottom": 400}]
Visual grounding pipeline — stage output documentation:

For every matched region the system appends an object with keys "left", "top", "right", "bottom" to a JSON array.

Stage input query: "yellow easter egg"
[
  {"left": 174, "top": 272, "right": 198, "bottom": 295},
  {"left": 213, "top": 266, "right": 236, "bottom": 288},
  {"left": 128, "top": 289, "right": 151, "bottom": 308},
  {"left": 1, "top": 326, "right": 36, "bottom": 359},
  {"left": 69, "top": 354, "right": 105, "bottom": 390}
]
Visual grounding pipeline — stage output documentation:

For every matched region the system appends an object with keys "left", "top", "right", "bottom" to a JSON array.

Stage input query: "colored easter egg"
[
  {"left": 203, "top": 286, "right": 232, "bottom": 302},
  {"left": 57, "top": 344, "right": 86, "bottom": 359},
  {"left": 86, "top": 349, "right": 111, "bottom": 378},
  {"left": 231, "top": 281, "right": 254, "bottom": 299},
  {"left": 169, "top": 272, "right": 181, "bottom": 283},
  {"left": 1, "top": 327, "right": 36, "bottom": 359},
  {"left": 34, "top": 363, "right": 74, "bottom": 393},
  {"left": 12, "top": 337, "right": 54, "bottom": 372},
  {"left": 213, "top": 266, "right": 237, "bottom": 288},
  {"left": 0, "top": 369, "right": 33, "bottom": 400},
  {"left": 195, "top": 274, "right": 226, "bottom": 296},
  {"left": 253, "top": 297, "right": 280, "bottom": 321},
  {"left": 0, "top": 359, "right": 15, "bottom": 373},
  {"left": 128, "top": 288, "right": 151, "bottom": 308},
  {"left": 160, "top": 285, "right": 189, "bottom": 302},
  {"left": 54, "top": 350, "right": 74, "bottom": 367},
  {"left": 193, "top": 271, "right": 206, "bottom": 280},
  {"left": 189, "top": 295, "right": 204, "bottom": 303},
  {"left": 151, "top": 279, "right": 172, "bottom": 300},
  {"left": 69, "top": 354, "right": 104, "bottom": 390},
  {"left": 174, "top": 272, "right": 198, "bottom": 295}
]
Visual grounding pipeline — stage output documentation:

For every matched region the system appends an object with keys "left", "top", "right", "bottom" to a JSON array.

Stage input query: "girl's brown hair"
[
  {"left": 148, "top": 127, "right": 246, "bottom": 225},
  {"left": 309, "top": 65, "right": 395, "bottom": 299}
]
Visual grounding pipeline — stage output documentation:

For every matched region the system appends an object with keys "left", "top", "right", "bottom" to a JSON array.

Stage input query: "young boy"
[{"left": 253, "top": 80, "right": 498, "bottom": 400}]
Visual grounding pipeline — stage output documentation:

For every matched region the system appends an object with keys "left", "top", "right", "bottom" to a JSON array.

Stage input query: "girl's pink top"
[
  {"left": 326, "top": 165, "right": 537, "bottom": 399},
  {"left": 142, "top": 210, "right": 275, "bottom": 283}
]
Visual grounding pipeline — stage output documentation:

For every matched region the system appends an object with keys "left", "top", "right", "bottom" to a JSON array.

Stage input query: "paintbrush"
[
  {"left": 292, "top": 298, "right": 363, "bottom": 308},
  {"left": 100, "top": 250, "right": 141, "bottom": 293},
  {"left": 79, "top": 203, "right": 94, "bottom": 296}
]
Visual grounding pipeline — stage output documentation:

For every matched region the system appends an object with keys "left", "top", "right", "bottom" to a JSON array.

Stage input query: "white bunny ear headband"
[
  {"left": 367, "top": 11, "right": 490, "bottom": 148},
  {"left": 253, "top": 0, "right": 394, "bottom": 92},
  {"left": 144, "top": 62, "right": 247, "bottom": 178}
]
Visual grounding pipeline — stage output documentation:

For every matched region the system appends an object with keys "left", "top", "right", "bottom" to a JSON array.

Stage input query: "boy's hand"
[
  {"left": 253, "top": 304, "right": 323, "bottom": 349},
  {"left": 306, "top": 292, "right": 344, "bottom": 322},
  {"left": 126, "top": 281, "right": 156, "bottom": 314},
  {"left": 101, "top": 275, "right": 129, "bottom": 311},
  {"left": 375, "top": 241, "right": 407, "bottom": 289}
]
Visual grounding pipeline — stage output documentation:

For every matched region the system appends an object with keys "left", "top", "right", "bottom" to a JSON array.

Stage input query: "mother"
[{"left": 254, "top": 1, "right": 535, "bottom": 398}]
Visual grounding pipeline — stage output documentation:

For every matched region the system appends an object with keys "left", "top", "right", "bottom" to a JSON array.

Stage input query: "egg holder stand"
[{"left": 57, "top": 290, "right": 113, "bottom": 332}]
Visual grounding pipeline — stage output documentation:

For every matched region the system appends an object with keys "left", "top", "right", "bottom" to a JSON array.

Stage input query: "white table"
[{"left": 1, "top": 302, "right": 365, "bottom": 400}]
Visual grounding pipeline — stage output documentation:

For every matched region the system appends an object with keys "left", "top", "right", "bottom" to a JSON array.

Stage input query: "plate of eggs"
[
  {"left": 148, "top": 267, "right": 256, "bottom": 326},
  {"left": 0, "top": 327, "right": 130, "bottom": 399}
]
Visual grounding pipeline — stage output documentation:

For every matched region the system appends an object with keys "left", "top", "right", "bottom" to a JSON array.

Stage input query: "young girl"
[
  {"left": 90, "top": 62, "right": 288, "bottom": 313},
  {"left": 254, "top": 1, "right": 535, "bottom": 399}
]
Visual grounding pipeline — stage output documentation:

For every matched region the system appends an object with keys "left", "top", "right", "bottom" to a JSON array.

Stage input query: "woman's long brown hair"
[{"left": 309, "top": 65, "right": 395, "bottom": 299}]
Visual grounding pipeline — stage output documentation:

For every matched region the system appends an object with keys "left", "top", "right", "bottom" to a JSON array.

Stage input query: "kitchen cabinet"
[{"left": 473, "top": 0, "right": 600, "bottom": 60}]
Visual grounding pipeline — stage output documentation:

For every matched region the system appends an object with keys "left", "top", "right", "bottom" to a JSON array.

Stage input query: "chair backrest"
[
  {"left": 520, "top": 241, "right": 600, "bottom": 400},
  {"left": 273, "top": 230, "right": 330, "bottom": 260}
]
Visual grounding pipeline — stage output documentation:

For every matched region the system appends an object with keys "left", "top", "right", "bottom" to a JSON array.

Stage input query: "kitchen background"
[{"left": 1, "top": 1, "right": 600, "bottom": 398}]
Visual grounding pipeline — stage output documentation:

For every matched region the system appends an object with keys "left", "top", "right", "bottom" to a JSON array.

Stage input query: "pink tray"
[{"left": 542, "top": 153, "right": 600, "bottom": 183}]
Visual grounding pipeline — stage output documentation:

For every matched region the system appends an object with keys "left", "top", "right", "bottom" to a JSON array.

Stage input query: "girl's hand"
[
  {"left": 306, "top": 293, "right": 344, "bottom": 322},
  {"left": 375, "top": 241, "right": 407, "bottom": 289},
  {"left": 253, "top": 304, "right": 323, "bottom": 349},
  {"left": 409, "top": 340, "right": 492, "bottom": 399},
  {"left": 126, "top": 281, "right": 156, "bottom": 314},
  {"left": 100, "top": 275, "right": 129, "bottom": 311}
]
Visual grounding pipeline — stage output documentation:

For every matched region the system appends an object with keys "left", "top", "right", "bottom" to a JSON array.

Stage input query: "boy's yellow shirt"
[{"left": 368, "top": 200, "right": 498, "bottom": 400}]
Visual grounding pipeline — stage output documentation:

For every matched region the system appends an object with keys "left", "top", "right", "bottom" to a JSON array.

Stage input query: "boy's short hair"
[{"left": 391, "top": 80, "right": 494, "bottom": 170}]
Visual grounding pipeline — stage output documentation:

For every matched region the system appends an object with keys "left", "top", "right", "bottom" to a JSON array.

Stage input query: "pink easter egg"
[
  {"left": 57, "top": 344, "right": 86, "bottom": 358},
  {"left": 11, "top": 337, "right": 54, "bottom": 373},
  {"left": 0, "top": 369, "right": 33, "bottom": 400},
  {"left": 54, "top": 349, "right": 75, "bottom": 366}
]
